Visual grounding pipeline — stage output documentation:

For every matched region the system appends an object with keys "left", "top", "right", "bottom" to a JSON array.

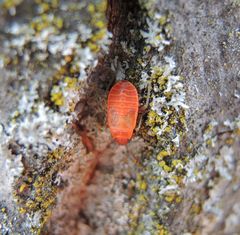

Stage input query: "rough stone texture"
[
  {"left": 159, "top": 0, "right": 240, "bottom": 234},
  {"left": 166, "top": 0, "right": 240, "bottom": 136},
  {"left": 0, "top": 0, "right": 239, "bottom": 235}
]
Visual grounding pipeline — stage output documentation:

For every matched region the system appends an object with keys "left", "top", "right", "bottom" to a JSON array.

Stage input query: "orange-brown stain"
[{"left": 107, "top": 80, "right": 139, "bottom": 145}]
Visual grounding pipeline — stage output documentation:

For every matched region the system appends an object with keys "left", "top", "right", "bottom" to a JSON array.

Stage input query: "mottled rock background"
[{"left": 0, "top": 0, "right": 239, "bottom": 235}]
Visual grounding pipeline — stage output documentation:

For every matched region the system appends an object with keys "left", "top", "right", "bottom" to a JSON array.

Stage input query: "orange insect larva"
[{"left": 107, "top": 80, "right": 139, "bottom": 145}]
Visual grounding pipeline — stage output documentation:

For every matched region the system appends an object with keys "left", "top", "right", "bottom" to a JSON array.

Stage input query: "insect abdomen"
[{"left": 107, "top": 80, "right": 139, "bottom": 145}]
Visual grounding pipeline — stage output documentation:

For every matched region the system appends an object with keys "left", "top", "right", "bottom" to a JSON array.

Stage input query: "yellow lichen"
[
  {"left": 206, "top": 139, "right": 212, "bottom": 147},
  {"left": 156, "top": 224, "right": 170, "bottom": 235},
  {"left": 159, "top": 161, "right": 172, "bottom": 172},
  {"left": 1, "top": 0, "right": 22, "bottom": 9},
  {"left": 152, "top": 67, "right": 164, "bottom": 79},
  {"left": 164, "top": 126, "right": 172, "bottom": 133},
  {"left": 87, "top": 3, "right": 95, "bottom": 14},
  {"left": 64, "top": 76, "right": 78, "bottom": 89},
  {"left": 36, "top": 0, "right": 60, "bottom": 13},
  {"left": 87, "top": 41, "right": 100, "bottom": 52},
  {"left": 225, "top": 137, "right": 234, "bottom": 145},
  {"left": 91, "top": 29, "right": 107, "bottom": 42},
  {"left": 19, "top": 207, "right": 26, "bottom": 214},
  {"left": 96, "top": 0, "right": 107, "bottom": 12},
  {"left": 95, "top": 20, "right": 105, "bottom": 29},
  {"left": 53, "top": 17, "right": 63, "bottom": 29},
  {"left": 19, "top": 184, "right": 27, "bottom": 193},
  {"left": 144, "top": 45, "right": 152, "bottom": 53},
  {"left": 51, "top": 89, "right": 64, "bottom": 106},
  {"left": 14, "top": 147, "right": 66, "bottom": 233},
  {"left": 127, "top": 7, "right": 188, "bottom": 235},
  {"left": 11, "top": 110, "right": 20, "bottom": 120},
  {"left": 39, "top": 2, "right": 50, "bottom": 13},
  {"left": 175, "top": 196, "right": 182, "bottom": 203},
  {"left": 191, "top": 203, "right": 202, "bottom": 214},
  {"left": 172, "top": 159, "right": 182, "bottom": 167},
  {"left": 86, "top": 0, "right": 107, "bottom": 53},
  {"left": 1, "top": 207, "right": 6, "bottom": 213},
  {"left": 30, "top": 14, "right": 63, "bottom": 33},
  {"left": 159, "top": 15, "right": 167, "bottom": 26},
  {"left": 138, "top": 194, "right": 147, "bottom": 203},
  {"left": 235, "top": 127, "right": 240, "bottom": 136},
  {"left": 205, "top": 124, "right": 213, "bottom": 133},
  {"left": 139, "top": 181, "right": 148, "bottom": 191},
  {"left": 157, "top": 150, "right": 169, "bottom": 160},
  {"left": 165, "top": 194, "right": 176, "bottom": 203}
]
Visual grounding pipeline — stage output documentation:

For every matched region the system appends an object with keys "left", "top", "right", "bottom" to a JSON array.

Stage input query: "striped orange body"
[{"left": 107, "top": 80, "right": 139, "bottom": 145}]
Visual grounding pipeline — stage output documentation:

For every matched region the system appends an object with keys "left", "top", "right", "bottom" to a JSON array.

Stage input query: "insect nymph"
[{"left": 107, "top": 80, "right": 139, "bottom": 145}]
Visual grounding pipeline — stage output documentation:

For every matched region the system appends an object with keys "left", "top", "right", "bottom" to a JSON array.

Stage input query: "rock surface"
[{"left": 0, "top": 0, "right": 239, "bottom": 235}]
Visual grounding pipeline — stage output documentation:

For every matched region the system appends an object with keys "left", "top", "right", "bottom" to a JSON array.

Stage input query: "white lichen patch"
[
  {"left": 13, "top": 102, "right": 68, "bottom": 152},
  {"left": 184, "top": 145, "right": 236, "bottom": 186},
  {"left": 184, "top": 118, "right": 238, "bottom": 185},
  {"left": 184, "top": 153, "right": 208, "bottom": 184},
  {"left": 181, "top": 116, "right": 240, "bottom": 234},
  {"left": 224, "top": 202, "right": 240, "bottom": 233},
  {"left": 141, "top": 15, "right": 171, "bottom": 52},
  {"left": 0, "top": 80, "right": 70, "bottom": 216},
  {"left": 4, "top": 19, "right": 110, "bottom": 80},
  {"left": 216, "top": 146, "right": 235, "bottom": 180},
  {"left": 11, "top": 79, "right": 69, "bottom": 149},
  {"left": 0, "top": 139, "right": 23, "bottom": 203},
  {"left": 2, "top": 0, "right": 112, "bottom": 83},
  {"left": 0, "top": 82, "right": 52, "bottom": 205},
  {"left": 145, "top": 55, "right": 188, "bottom": 141},
  {"left": 110, "top": 56, "right": 126, "bottom": 81},
  {"left": 139, "top": 71, "right": 149, "bottom": 90},
  {"left": 203, "top": 120, "right": 219, "bottom": 141}
]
